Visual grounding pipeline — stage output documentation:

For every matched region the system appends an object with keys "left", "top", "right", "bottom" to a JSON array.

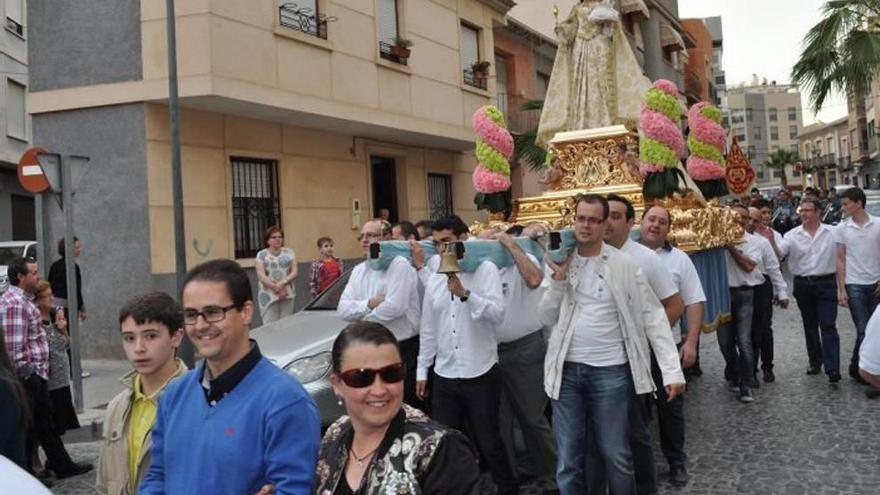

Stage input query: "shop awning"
[
  {"left": 620, "top": 0, "right": 650, "bottom": 19},
  {"left": 661, "top": 22, "right": 686, "bottom": 51}
]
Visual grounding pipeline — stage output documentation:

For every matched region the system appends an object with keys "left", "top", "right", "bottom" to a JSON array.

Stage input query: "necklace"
[{"left": 349, "top": 445, "right": 379, "bottom": 467}]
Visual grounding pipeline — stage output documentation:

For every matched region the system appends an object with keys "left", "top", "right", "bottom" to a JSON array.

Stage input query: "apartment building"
[
  {"left": 27, "top": 0, "right": 514, "bottom": 357},
  {"left": 798, "top": 117, "right": 850, "bottom": 189},
  {"left": 681, "top": 18, "right": 711, "bottom": 105},
  {"left": 727, "top": 81, "right": 803, "bottom": 188},
  {"left": 705, "top": 16, "right": 725, "bottom": 107},
  {"left": 1, "top": 0, "right": 31, "bottom": 240}
]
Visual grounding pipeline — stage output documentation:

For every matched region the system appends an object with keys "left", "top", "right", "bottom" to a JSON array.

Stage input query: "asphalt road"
[{"left": 52, "top": 304, "right": 880, "bottom": 494}]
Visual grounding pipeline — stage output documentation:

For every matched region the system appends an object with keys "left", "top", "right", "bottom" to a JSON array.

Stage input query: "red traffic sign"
[{"left": 18, "top": 147, "right": 50, "bottom": 193}]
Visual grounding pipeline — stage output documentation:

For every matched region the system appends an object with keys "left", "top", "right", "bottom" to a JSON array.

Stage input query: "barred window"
[
  {"left": 231, "top": 157, "right": 281, "bottom": 259},
  {"left": 427, "top": 173, "right": 453, "bottom": 220}
]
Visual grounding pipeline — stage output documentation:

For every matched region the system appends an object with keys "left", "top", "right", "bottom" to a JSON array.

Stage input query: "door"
[
  {"left": 11, "top": 194, "right": 35, "bottom": 240},
  {"left": 371, "top": 156, "right": 398, "bottom": 223}
]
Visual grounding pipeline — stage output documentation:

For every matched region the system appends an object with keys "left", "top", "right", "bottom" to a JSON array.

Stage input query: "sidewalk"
[{"left": 63, "top": 359, "right": 130, "bottom": 444}]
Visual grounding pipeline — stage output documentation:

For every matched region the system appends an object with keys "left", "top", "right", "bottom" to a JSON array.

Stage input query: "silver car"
[{"left": 251, "top": 269, "right": 352, "bottom": 426}]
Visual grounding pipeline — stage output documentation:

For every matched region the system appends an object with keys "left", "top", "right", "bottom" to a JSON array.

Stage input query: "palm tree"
[
  {"left": 765, "top": 148, "right": 796, "bottom": 189},
  {"left": 792, "top": 1, "right": 880, "bottom": 113},
  {"left": 511, "top": 99, "right": 548, "bottom": 172}
]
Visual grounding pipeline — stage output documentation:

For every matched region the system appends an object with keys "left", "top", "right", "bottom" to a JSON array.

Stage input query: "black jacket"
[{"left": 48, "top": 258, "right": 84, "bottom": 309}]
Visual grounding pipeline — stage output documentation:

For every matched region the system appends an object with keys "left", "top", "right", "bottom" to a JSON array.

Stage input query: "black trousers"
[
  {"left": 752, "top": 276, "right": 775, "bottom": 371},
  {"left": 23, "top": 374, "right": 76, "bottom": 473},
  {"left": 399, "top": 335, "right": 429, "bottom": 413},
  {"left": 432, "top": 366, "right": 519, "bottom": 495}
]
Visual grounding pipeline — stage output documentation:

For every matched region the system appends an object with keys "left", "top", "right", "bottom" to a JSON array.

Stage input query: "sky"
[{"left": 678, "top": 0, "right": 847, "bottom": 126}]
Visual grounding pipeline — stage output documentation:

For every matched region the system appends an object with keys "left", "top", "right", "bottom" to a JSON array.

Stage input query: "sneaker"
[
  {"left": 828, "top": 372, "right": 842, "bottom": 384},
  {"left": 728, "top": 380, "right": 740, "bottom": 393},
  {"left": 762, "top": 369, "right": 776, "bottom": 383},
  {"left": 81, "top": 370, "right": 91, "bottom": 378},
  {"left": 739, "top": 389, "right": 754, "bottom": 403},
  {"left": 669, "top": 465, "right": 690, "bottom": 487}
]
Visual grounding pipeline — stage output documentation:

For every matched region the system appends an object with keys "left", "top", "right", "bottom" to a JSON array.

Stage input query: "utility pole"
[{"left": 166, "top": 0, "right": 194, "bottom": 366}]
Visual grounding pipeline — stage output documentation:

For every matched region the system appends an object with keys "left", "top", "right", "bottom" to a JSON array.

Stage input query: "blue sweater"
[{"left": 139, "top": 358, "right": 320, "bottom": 495}]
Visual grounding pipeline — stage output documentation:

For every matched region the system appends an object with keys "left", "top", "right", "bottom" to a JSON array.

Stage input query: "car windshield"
[
  {"left": 0, "top": 246, "right": 27, "bottom": 266},
  {"left": 305, "top": 268, "right": 353, "bottom": 311}
]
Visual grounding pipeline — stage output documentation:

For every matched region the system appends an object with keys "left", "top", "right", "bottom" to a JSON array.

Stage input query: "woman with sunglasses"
[{"left": 312, "top": 321, "right": 481, "bottom": 495}]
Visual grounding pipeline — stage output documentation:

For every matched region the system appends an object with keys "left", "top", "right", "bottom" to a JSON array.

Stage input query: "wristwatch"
[{"left": 460, "top": 289, "right": 471, "bottom": 302}]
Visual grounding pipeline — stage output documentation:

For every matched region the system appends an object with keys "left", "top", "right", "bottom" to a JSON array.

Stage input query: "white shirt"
[
  {"left": 497, "top": 253, "right": 545, "bottom": 343},
  {"left": 417, "top": 260, "right": 505, "bottom": 380},
  {"left": 620, "top": 239, "right": 678, "bottom": 301},
  {"left": 726, "top": 233, "right": 771, "bottom": 288},
  {"left": 778, "top": 223, "right": 838, "bottom": 276},
  {"left": 338, "top": 257, "right": 420, "bottom": 341},
  {"left": 834, "top": 215, "right": 880, "bottom": 285},
  {"left": 655, "top": 245, "right": 707, "bottom": 343},
  {"left": 565, "top": 253, "right": 627, "bottom": 366},
  {"left": 0, "top": 456, "right": 51, "bottom": 495},
  {"left": 752, "top": 234, "right": 789, "bottom": 300},
  {"left": 859, "top": 307, "right": 880, "bottom": 375}
]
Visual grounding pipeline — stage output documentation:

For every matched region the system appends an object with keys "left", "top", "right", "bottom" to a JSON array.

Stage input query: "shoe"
[
  {"left": 739, "top": 389, "right": 754, "bottom": 403},
  {"left": 669, "top": 465, "right": 690, "bottom": 487},
  {"left": 806, "top": 366, "right": 821, "bottom": 375},
  {"left": 54, "top": 462, "right": 93, "bottom": 479},
  {"left": 728, "top": 380, "right": 740, "bottom": 392},
  {"left": 828, "top": 372, "right": 841, "bottom": 384},
  {"left": 763, "top": 369, "right": 776, "bottom": 383},
  {"left": 39, "top": 478, "right": 53, "bottom": 489},
  {"left": 81, "top": 370, "right": 91, "bottom": 378},
  {"left": 752, "top": 373, "right": 761, "bottom": 389},
  {"left": 32, "top": 469, "right": 51, "bottom": 480},
  {"left": 866, "top": 388, "right": 880, "bottom": 399}
]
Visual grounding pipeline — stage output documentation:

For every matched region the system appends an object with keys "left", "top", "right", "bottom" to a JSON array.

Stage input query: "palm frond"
[
  {"left": 513, "top": 131, "right": 548, "bottom": 173},
  {"left": 520, "top": 99, "right": 544, "bottom": 112}
]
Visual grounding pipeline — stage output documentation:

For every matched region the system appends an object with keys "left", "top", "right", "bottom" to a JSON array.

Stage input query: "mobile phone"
[
  {"left": 369, "top": 243, "right": 381, "bottom": 259},
  {"left": 454, "top": 241, "right": 465, "bottom": 259},
  {"left": 549, "top": 231, "right": 562, "bottom": 251}
]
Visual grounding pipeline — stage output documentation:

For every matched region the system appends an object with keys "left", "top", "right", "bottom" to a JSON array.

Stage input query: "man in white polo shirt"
[
  {"left": 858, "top": 307, "right": 880, "bottom": 390},
  {"left": 778, "top": 198, "right": 841, "bottom": 382},
  {"left": 639, "top": 204, "right": 707, "bottom": 487},
  {"left": 834, "top": 187, "right": 880, "bottom": 386}
]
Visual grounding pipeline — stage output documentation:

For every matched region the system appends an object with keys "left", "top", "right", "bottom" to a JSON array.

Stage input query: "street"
[{"left": 52, "top": 306, "right": 880, "bottom": 495}]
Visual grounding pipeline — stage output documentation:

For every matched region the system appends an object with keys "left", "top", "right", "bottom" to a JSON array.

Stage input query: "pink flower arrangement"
[
  {"left": 639, "top": 163, "right": 664, "bottom": 175},
  {"left": 472, "top": 108, "right": 514, "bottom": 160},
  {"left": 473, "top": 165, "right": 511, "bottom": 193},
  {"left": 654, "top": 79, "right": 678, "bottom": 96},
  {"left": 686, "top": 156, "right": 726, "bottom": 181},
  {"left": 640, "top": 108, "right": 685, "bottom": 157},
  {"left": 687, "top": 103, "right": 726, "bottom": 149}
]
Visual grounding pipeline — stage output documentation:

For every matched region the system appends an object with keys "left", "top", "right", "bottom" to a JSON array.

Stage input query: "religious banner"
[{"left": 724, "top": 137, "right": 755, "bottom": 196}]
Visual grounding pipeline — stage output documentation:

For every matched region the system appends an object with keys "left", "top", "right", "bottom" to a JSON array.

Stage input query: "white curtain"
[
  {"left": 377, "top": 0, "right": 398, "bottom": 44},
  {"left": 460, "top": 24, "right": 479, "bottom": 69}
]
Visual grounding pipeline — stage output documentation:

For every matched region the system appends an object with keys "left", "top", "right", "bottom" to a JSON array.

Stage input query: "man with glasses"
[
  {"left": 339, "top": 219, "right": 422, "bottom": 407},
  {"left": 540, "top": 195, "right": 684, "bottom": 495},
  {"left": 139, "top": 259, "right": 320, "bottom": 495},
  {"left": 778, "top": 198, "right": 841, "bottom": 383}
]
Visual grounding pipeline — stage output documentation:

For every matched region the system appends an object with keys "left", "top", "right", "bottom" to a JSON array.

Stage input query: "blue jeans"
[
  {"left": 717, "top": 287, "right": 755, "bottom": 390},
  {"left": 846, "top": 283, "right": 880, "bottom": 372},
  {"left": 793, "top": 276, "right": 839, "bottom": 373},
  {"left": 552, "top": 362, "right": 636, "bottom": 495}
]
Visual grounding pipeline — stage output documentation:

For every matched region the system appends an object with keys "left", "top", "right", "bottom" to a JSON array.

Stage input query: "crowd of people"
[{"left": 0, "top": 186, "right": 877, "bottom": 495}]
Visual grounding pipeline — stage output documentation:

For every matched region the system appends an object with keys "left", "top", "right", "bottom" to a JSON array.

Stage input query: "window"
[
  {"left": 789, "top": 125, "right": 798, "bottom": 139},
  {"left": 788, "top": 106, "right": 797, "bottom": 120},
  {"left": 753, "top": 126, "right": 762, "bottom": 140},
  {"left": 6, "top": 79, "right": 26, "bottom": 140},
  {"left": 734, "top": 128, "right": 746, "bottom": 142},
  {"left": 277, "top": 0, "right": 327, "bottom": 39},
  {"left": 231, "top": 157, "right": 281, "bottom": 259},
  {"left": 790, "top": 144, "right": 798, "bottom": 154},
  {"left": 377, "top": 0, "right": 402, "bottom": 63},
  {"left": 827, "top": 137, "right": 834, "bottom": 154},
  {"left": 535, "top": 72, "right": 550, "bottom": 100},
  {"left": 731, "top": 110, "right": 744, "bottom": 124},
  {"left": 427, "top": 173, "right": 453, "bottom": 219},
  {"left": 495, "top": 55, "right": 508, "bottom": 114},
  {"left": 747, "top": 145, "right": 756, "bottom": 158},
  {"left": 747, "top": 108, "right": 753, "bottom": 121},
  {"left": 769, "top": 108, "right": 777, "bottom": 121},
  {"left": 5, "top": 0, "right": 23, "bottom": 36},
  {"left": 460, "top": 23, "right": 484, "bottom": 90},
  {"left": 770, "top": 126, "right": 778, "bottom": 141}
]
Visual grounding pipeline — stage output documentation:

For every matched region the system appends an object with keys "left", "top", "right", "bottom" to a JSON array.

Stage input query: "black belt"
[
  {"left": 794, "top": 273, "right": 835, "bottom": 282},
  {"left": 730, "top": 285, "right": 756, "bottom": 291}
]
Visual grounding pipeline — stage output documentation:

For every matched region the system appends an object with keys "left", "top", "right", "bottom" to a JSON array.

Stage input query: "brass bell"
[{"left": 437, "top": 242, "right": 462, "bottom": 274}]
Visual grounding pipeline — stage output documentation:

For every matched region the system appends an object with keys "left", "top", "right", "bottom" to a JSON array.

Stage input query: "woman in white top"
[{"left": 255, "top": 226, "right": 297, "bottom": 323}]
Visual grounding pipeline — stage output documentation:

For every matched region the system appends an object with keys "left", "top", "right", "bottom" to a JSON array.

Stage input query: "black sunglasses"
[{"left": 339, "top": 363, "right": 406, "bottom": 388}]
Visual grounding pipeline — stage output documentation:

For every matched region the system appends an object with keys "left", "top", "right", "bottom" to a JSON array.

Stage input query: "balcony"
[
  {"left": 463, "top": 68, "right": 487, "bottom": 91},
  {"left": 684, "top": 69, "right": 702, "bottom": 103},
  {"left": 379, "top": 42, "right": 408, "bottom": 65},
  {"left": 278, "top": 3, "right": 329, "bottom": 39},
  {"left": 497, "top": 93, "right": 541, "bottom": 135}
]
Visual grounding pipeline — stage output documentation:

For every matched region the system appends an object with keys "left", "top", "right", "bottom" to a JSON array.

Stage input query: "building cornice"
[{"left": 476, "top": 0, "right": 516, "bottom": 15}]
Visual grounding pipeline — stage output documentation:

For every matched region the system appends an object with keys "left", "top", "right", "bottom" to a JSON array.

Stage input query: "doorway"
[
  {"left": 370, "top": 156, "right": 398, "bottom": 223},
  {"left": 11, "top": 194, "right": 35, "bottom": 240}
]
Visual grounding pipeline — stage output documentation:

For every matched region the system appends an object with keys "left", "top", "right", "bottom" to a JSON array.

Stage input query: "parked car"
[
  {"left": 251, "top": 268, "right": 351, "bottom": 426},
  {"left": 0, "top": 241, "right": 38, "bottom": 293},
  {"left": 866, "top": 189, "right": 880, "bottom": 216}
]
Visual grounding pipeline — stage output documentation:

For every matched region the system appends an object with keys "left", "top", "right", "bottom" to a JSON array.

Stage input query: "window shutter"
[{"left": 6, "top": 80, "right": 26, "bottom": 139}]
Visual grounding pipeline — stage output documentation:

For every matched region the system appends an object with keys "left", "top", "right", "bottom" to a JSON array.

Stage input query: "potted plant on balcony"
[
  {"left": 390, "top": 36, "right": 413, "bottom": 60},
  {"left": 472, "top": 61, "right": 491, "bottom": 81}
]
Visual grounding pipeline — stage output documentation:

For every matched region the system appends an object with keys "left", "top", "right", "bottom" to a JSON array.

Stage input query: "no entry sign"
[{"left": 18, "top": 147, "right": 50, "bottom": 193}]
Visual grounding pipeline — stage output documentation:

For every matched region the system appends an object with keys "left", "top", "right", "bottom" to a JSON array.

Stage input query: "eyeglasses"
[
  {"left": 182, "top": 304, "right": 238, "bottom": 325},
  {"left": 357, "top": 232, "right": 383, "bottom": 242},
  {"left": 339, "top": 362, "right": 406, "bottom": 388},
  {"left": 574, "top": 215, "right": 605, "bottom": 225}
]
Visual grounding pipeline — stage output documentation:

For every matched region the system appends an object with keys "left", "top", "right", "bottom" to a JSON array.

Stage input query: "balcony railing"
[
  {"left": 279, "top": 3, "right": 330, "bottom": 39},
  {"left": 463, "top": 68, "right": 488, "bottom": 91},
  {"left": 379, "top": 41, "right": 408, "bottom": 65}
]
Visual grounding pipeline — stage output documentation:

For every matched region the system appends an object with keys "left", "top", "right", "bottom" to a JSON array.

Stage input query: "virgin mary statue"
[{"left": 536, "top": 0, "right": 651, "bottom": 147}]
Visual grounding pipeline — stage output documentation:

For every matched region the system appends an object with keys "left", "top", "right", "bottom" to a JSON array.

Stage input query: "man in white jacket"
[{"left": 540, "top": 194, "right": 685, "bottom": 495}]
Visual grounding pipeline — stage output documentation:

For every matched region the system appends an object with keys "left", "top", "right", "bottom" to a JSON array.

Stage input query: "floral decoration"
[
  {"left": 472, "top": 105, "right": 514, "bottom": 214},
  {"left": 686, "top": 101, "right": 728, "bottom": 198}
]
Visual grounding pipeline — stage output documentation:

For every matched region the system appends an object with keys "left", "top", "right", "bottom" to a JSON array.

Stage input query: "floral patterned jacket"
[{"left": 312, "top": 405, "right": 481, "bottom": 495}]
